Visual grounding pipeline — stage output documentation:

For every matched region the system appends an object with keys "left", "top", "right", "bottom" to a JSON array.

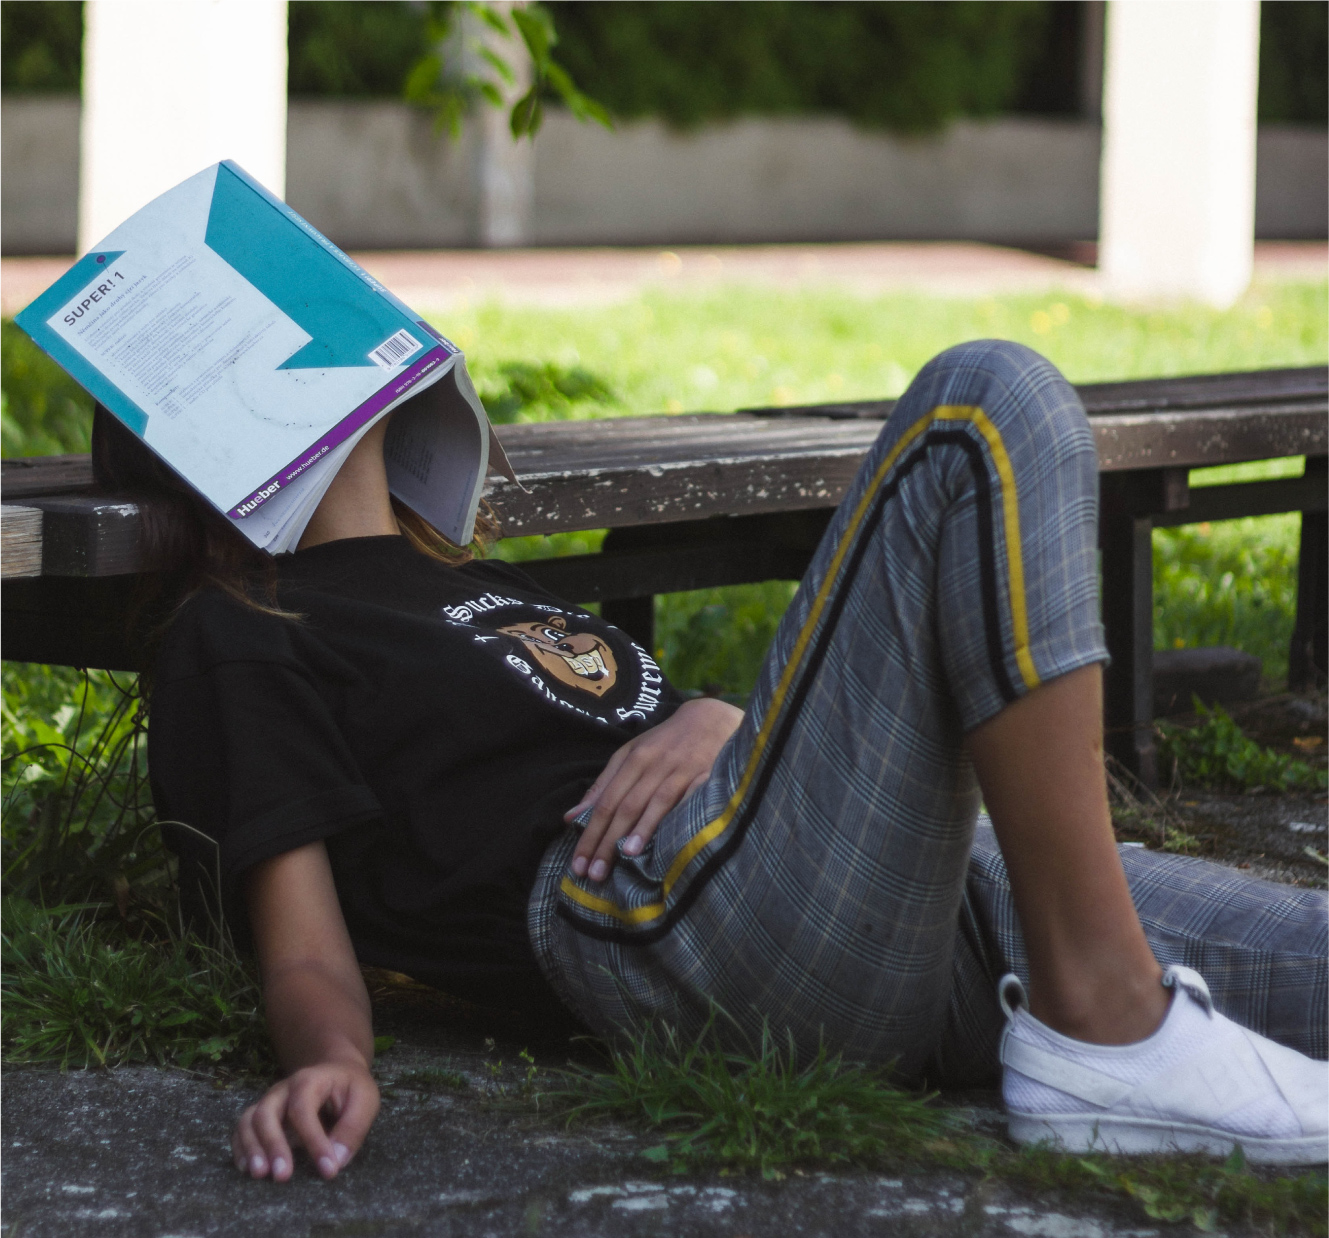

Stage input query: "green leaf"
[
  {"left": 641, "top": 1144, "right": 672, "bottom": 1163},
  {"left": 466, "top": 1, "right": 512, "bottom": 40},
  {"left": 157, "top": 1010, "right": 202, "bottom": 1027},
  {"left": 373, "top": 1035, "right": 397, "bottom": 1056},
  {"left": 512, "top": 6, "right": 555, "bottom": 67},
  {"left": 509, "top": 88, "right": 542, "bottom": 138},
  {"left": 477, "top": 45, "right": 516, "bottom": 86}
]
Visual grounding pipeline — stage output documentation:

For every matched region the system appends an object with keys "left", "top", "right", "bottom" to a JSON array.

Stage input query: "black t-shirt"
[{"left": 148, "top": 535, "right": 683, "bottom": 1011}]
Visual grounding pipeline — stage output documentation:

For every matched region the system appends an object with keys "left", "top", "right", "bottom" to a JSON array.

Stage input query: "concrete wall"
[
  {"left": 2, "top": 97, "right": 80, "bottom": 254},
  {"left": 531, "top": 114, "right": 1103, "bottom": 246},
  {"left": 3, "top": 95, "right": 1325, "bottom": 254}
]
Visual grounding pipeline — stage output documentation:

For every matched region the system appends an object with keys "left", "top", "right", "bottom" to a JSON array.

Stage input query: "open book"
[{"left": 15, "top": 160, "right": 515, "bottom": 553}]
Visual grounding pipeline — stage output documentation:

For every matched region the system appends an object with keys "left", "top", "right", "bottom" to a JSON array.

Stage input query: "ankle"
[{"left": 1028, "top": 963, "right": 1167, "bottom": 1045}]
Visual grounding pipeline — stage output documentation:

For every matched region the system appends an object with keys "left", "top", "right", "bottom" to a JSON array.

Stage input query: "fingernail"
[
  {"left": 249, "top": 1154, "right": 266, "bottom": 1176},
  {"left": 566, "top": 802, "right": 587, "bottom": 819},
  {"left": 589, "top": 859, "right": 608, "bottom": 882},
  {"left": 622, "top": 836, "right": 643, "bottom": 856},
  {"left": 571, "top": 855, "right": 588, "bottom": 876},
  {"left": 272, "top": 1157, "right": 288, "bottom": 1178},
  {"left": 332, "top": 1142, "right": 351, "bottom": 1167},
  {"left": 318, "top": 1156, "right": 336, "bottom": 1177}
]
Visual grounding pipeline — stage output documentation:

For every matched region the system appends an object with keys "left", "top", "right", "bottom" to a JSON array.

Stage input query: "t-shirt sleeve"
[{"left": 148, "top": 598, "right": 381, "bottom": 931}]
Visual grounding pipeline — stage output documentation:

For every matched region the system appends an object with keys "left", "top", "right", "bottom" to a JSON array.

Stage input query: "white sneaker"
[{"left": 997, "top": 966, "right": 1328, "bottom": 1165}]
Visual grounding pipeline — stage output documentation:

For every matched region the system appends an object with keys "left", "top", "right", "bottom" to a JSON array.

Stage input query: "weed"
[
  {"left": 1, "top": 668, "right": 268, "bottom": 1075},
  {"left": 1005, "top": 1144, "right": 1325, "bottom": 1234},
  {"left": 479, "top": 1039, "right": 542, "bottom": 1098},
  {"left": 541, "top": 1014, "right": 1327, "bottom": 1233},
  {"left": 541, "top": 1013, "right": 957, "bottom": 1179},
  {"left": 1105, "top": 759, "right": 1203, "bottom": 854},
  {"left": 1, "top": 898, "right": 269, "bottom": 1072},
  {"left": 2, "top": 665, "right": 162, "bottom": 911},
  {"left": 1159, "top": 698, "right": 1328, "bottom": 793},
  {"left": 396, "top": 1064, "right": 471, "bottom": 1093}
]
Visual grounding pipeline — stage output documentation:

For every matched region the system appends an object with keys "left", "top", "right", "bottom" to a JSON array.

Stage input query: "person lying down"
[{"left": 95, "top": 340, "right": 1326, "bottom": 1182}]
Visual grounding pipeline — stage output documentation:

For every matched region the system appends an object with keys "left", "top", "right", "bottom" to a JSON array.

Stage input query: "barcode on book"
[{"left": 368, "top": 329, "right": 422, "bottom": 369}]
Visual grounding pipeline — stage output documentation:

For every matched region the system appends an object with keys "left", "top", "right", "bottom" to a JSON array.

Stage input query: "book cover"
[{"left": 16, "top": 160, "right": 506, "bottom": 551}]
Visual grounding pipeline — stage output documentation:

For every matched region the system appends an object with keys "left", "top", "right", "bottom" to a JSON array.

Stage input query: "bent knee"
[{"left": 914, "top": 339, "right": 1093, "bottom": 464}]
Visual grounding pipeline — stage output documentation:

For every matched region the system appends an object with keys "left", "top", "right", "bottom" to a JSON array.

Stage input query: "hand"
[
  {"left": 232, "top": 1059, "right": 380, "bottom": 1182},
  {"left": 565, "top": 696, "right": 743, "bottom": 882}
]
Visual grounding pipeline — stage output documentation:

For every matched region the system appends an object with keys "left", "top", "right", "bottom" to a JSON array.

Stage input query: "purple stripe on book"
[{"left": 226, "top": 347, "right": 449, "bottom": 521}]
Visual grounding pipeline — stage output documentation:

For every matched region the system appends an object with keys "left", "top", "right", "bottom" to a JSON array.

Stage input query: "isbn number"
[{"left": 368, "top": 329, "right": 423, "bottom": 369}]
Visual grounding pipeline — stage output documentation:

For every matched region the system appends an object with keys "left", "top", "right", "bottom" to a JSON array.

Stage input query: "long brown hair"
[{"left": 90, "top": 404, "right": 500, "bottom": 658}]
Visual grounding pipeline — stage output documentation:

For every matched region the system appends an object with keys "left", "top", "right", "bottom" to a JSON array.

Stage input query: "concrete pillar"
[
  {"left": 79, "top": 0, "right": 287, "bottom": 253},
  {"left": 449, "top": 1, "right": 534, "bottom": 246},
  {"left": 1099, "top": 0, "right": 1260, "bottom": 308}
]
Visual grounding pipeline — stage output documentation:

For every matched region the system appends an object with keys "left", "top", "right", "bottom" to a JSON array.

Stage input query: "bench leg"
[
  {"left": 601, "top": 595, "right": 656, "bottom": 655},
  {"left": 1288, "top": 461, "right": 1328, "bottom": 691},
  {"left": 1100, "top": 513, "right": 1158, "bottom": 789}
]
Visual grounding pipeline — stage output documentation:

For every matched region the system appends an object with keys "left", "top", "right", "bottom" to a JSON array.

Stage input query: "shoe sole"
[{"left": 1007, "top": 1111, "right": 1327, "bottom": 1166}]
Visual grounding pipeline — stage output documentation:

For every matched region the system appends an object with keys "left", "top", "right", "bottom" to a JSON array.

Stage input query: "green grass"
[
  {"left": 448, "top": 280, "right": 1327, "bottom": 418},
  {"left": 1154, "top": 514, "right": 1302, "bottom": 687},
  {"left": 396, "top": 1064, "right": 472, "bottom": 1093},
  {"left": 542, "top": 1013, "right": 1327, "bottom": 1234},
  {"left": 1, "top": 898, "right": 269, "bottom": 1072},
  {"left": 543, "top": 1014, "right": 957, "bottom": 1179},
  {"left": 2, "top": 662, "right": 160, "bottom": 910}
]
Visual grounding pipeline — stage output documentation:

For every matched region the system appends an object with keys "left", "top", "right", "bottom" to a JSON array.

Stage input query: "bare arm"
[{"left": 232, "top": 841, "right": 380, "bottom": 1182}]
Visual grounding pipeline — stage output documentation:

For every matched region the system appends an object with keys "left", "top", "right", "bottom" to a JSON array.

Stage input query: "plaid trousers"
[{"left": 528, "top": 340, "right": 1328, "bottom": 1085}]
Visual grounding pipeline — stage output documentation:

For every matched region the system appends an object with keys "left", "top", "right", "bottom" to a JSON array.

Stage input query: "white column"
[
  {"left": 451, "top": 1, "right": 534, "bottom": 247},
  {"left": 1099, "top": 0, "right": 1261, "bottom": 308},
  {"left": 79, "top": 0, "right": 288, "bottom": 253}
]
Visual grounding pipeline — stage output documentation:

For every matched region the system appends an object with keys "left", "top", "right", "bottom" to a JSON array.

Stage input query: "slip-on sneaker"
[{"left": 998, "top": 965, "right": 1327, "bottom": 1164}]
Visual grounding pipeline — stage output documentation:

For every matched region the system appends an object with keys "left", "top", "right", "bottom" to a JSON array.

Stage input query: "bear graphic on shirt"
[{"left": 496, "top": 614, "right": 619, "bottom": 697}]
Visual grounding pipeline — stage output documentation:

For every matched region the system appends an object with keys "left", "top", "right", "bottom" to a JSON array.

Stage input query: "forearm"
[{"left": 262, "top": 957, "right": 374, "bottom": 1073}]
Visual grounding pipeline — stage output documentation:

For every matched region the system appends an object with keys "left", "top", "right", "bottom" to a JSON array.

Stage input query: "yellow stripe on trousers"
[{"left": 559, "top": 404, "right": 1041, "bottom": 925}]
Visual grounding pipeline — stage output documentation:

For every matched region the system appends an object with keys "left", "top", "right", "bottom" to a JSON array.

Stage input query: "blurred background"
[
  {"left": 2, "top": 0, "right": 1326, "bottom": 700},
  {"left": 2, "top": 0, "right": 1325, "bottom": 253}
]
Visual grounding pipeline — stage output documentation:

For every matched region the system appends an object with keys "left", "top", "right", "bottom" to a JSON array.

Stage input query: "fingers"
[
  {"left": 577, "top": 758, "right": 694, "bottom": 880},
  {"left": 568, "top": 735, "right": 647, "bottom": 876},
  {"left": 235, "top": 1084, "right": 296, "bottom": 1181},
  {"left": 566, "top": 698, "right": 744, "bottom": 884},
  {"left": 325, "top": 1075, "right": 381, "bottom": 1170},
  {"left": 232, "top": 1067, "right": 379, "bottom": 1182},
  {"left": 285, "top": 1076, "right": 341, "bottom": 1178}
]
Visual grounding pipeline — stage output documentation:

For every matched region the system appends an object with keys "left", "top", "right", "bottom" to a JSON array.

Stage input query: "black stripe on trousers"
[{"left": 556, "top": 428, "right": 1021, "bottom": 947}]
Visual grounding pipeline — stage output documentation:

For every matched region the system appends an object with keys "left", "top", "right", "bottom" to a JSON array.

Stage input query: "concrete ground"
[{"left": 2, "top": 240, "right": 1325, "bottom": 317}]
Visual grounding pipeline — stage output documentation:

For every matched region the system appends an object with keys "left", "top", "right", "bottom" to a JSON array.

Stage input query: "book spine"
[{"left": 226, "top": 345, "right": 453, "bottom": 521}]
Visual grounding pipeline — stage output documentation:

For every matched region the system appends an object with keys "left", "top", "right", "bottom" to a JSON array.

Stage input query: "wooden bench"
[{"left": 3, "top": 366, "right": 1325, "bottom": 788}]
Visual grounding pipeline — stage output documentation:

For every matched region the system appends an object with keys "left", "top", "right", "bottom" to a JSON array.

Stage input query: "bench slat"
[
  {"left": 2, "top": 370, "right": 1324, "bottom": 576},
  {"left": 0, "top": 505, "right": 43, "bottom": 578}
]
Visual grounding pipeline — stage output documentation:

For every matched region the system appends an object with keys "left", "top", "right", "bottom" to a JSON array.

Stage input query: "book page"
[{"left": 383, "top": 368, "right": 488, "bottom": 547}]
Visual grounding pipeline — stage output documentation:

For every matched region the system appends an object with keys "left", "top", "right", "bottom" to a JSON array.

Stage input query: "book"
[{"left": 15, "top": 160, "right": 515, "bottom": 553}]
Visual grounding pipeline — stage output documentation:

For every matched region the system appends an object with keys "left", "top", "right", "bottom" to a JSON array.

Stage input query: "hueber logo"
[{"left": 235, "top": 479, "right": 281, "bottom": 516}]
